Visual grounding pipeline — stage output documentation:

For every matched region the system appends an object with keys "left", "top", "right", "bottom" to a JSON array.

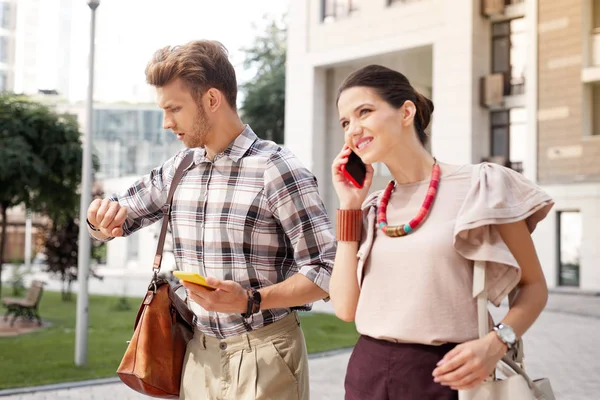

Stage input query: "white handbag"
[{"left": 458, "top": 261, "right": 555, "bottom": 400}]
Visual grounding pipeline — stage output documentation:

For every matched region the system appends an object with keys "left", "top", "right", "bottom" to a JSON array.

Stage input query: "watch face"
[{"left": 498, "top": 326, "right": 517, "bottom": 344}]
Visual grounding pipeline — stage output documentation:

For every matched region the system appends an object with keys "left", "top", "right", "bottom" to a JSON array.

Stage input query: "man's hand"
[
  {"left": 182, "top": 277, "right": 248, "bottom": 314},
  {"left": 87, "top": 199, "right": 128, "bottom": 238}
]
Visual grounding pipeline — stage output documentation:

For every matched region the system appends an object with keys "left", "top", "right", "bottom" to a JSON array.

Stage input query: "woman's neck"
[{"left": 385, "top": 144, "right": 435, "bottom": 185}]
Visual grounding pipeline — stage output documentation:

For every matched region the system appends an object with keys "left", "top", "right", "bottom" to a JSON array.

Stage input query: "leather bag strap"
[{"left": 151, "top": 152, "right": 195, "bottom": 274}]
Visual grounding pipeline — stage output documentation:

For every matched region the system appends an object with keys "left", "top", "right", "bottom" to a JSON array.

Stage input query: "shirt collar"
[{"left": 192, "top": 125, "right": 257, "bottom": 164}]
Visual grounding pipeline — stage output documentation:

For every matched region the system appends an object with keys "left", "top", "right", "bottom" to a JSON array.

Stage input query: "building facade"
[
  {"left": 51, "top": 101, "right": 183, "bottom": 273},
  {"left": 54, "top": 102, "right": 183, "bottom": 180},
  {"left": 285, "top": 0, "right": 600, "bottom": 291},
  {"left": 0, "top": 0, "right": 16, "bottom": 92}
]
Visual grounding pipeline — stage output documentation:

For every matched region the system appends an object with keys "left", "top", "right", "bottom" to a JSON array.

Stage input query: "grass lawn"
[{"left": 0, "top": 289, "right": 358, "bottom": 390}]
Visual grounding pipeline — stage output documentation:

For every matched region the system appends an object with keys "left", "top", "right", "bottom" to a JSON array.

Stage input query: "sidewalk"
[
  {"left": 0, "top": 350, "right": 352, "bottom": 400},
  {"left": 1, "top": 293, "right": 599, "bottom": 399}
]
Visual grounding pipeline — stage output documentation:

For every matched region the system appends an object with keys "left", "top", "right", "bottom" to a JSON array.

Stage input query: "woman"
[{"left": 330, "top": 64, "right": 553, "bottom": 399}]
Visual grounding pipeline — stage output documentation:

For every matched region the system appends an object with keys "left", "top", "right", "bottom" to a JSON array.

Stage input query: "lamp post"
[{"left": 75, "top": 0, "right": 99, "bottom": 367}]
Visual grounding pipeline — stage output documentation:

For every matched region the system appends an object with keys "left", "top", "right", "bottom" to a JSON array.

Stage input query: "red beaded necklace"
[{"left": 377, "top": 159, "right": 441, "bottom": 237}]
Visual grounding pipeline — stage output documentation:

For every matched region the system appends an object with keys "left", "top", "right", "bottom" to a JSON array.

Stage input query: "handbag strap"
[
  {"left": 474, "top": 261, "right": 524, "bottom": 360},
  {"left": 474, "top": 260, "right": 538, "bottom": 386},
  {"left": 151, "top": 151, "right": 195, "bottom": 274}
]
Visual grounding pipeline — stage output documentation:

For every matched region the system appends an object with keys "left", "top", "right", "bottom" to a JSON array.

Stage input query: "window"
[
  {"left": 93, "top": 108, "right": 172, "bottom": 178},
  {"left": 594, "top": 0, "right": 600, "bottom": 31},
  {"left": 592, "top": 84, "right": 600, "bottom": 135},
  {"left": 492, "top": 22, "right": 510, "bottom": 76},
  {"left": 0, "top": 2, "right": 10, "bottom": 30},
  {"left": 490, "top": 111, "right": 509, "bottom": 159},
  {"left": 491, "top": 17, "right": 526, "bottom": 96},
  {"left": 508, "top": 107, "right": 526, "bottom": 164},
  {"left": 322, "top": 0, "right": 357, "bottom": 22},
  {"left": 557, "top": 211, "right": 581, "bottom": 287},
  {"left": 488, "top": 108, "right": 525, "bottom": 171}
]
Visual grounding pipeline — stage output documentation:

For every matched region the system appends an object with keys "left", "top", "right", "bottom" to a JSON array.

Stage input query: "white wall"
[
  {"left": 307, "top": 0, "right": 440, "bottom": 57},
  {"left": 535, "top": 183, "right": 600, "bottom": 291},
  {"left": 430, "top": 0, "right": 483, "bottom": 165},
  {"left": 286, "top": 0, "right": 487, "bottom": 173}
]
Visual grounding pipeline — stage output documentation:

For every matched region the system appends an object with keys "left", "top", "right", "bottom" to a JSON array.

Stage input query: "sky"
[{"left": 37, "top": 0, "right": 290, "bottom": 103}]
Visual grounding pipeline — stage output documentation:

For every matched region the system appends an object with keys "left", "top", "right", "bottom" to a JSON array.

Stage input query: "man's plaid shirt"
[{"left": 110, "top": 126, "right": 336, "bottom": 338}]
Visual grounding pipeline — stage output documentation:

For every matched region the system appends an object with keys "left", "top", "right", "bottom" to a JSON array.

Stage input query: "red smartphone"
[{"left": 341, "top": 150, "right": 367, "bottom": 188}]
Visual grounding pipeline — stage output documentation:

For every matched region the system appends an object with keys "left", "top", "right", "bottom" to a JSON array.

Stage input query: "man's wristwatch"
[
  {"left": 86, "top": 218, "right": 101, "bottom": 232},
  {"left": 493, "top": 323, "right": 517, "bottom": 350},
  {"left": 241, "top": 287, "right": 261, "bottom": 319}
]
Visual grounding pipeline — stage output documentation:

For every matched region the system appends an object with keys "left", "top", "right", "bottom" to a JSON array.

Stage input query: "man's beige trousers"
[{"left": 180, "top": 312, "right": 309, "bottom": 400}]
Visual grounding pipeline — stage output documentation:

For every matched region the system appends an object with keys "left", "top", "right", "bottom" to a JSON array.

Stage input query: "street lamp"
[{"left": 75, "top": 0, "right": 100, "bottom": 367}]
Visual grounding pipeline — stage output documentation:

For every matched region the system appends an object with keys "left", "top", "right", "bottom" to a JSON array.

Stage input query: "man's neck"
[{"left": 204, "top": 113, "right": 246, "bottom": 161}]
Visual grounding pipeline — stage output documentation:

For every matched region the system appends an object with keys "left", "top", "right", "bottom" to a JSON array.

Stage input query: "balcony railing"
[
  {"left": 481, "top": 0, "right": 524, "bottom": 18},
  {"left": 480, "top": 74, "right": 504, "bottom": 107},
  {"left": 480, "top": 73, "right": 525, "bottom": 107},
  {"left": 322, "top": 0, "right": 357, "bottom": 22},
  {"left": 509, "top": 76, "right": 525, "bottom": 96}
]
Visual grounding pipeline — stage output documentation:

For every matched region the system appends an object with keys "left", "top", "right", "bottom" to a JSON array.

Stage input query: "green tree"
[
  {"left": 43, "top": 184, "right": 105, "bottom": 301},
  {"left": 0, "top": 94, "right": 90, "bottom": 298},
  {"left": 239, "top": 16, "right": 287, "bottom": 144}
]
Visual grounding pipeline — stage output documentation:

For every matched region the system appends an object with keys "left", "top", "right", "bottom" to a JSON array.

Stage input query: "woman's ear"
[{"left": 401, "top": 100, "right": 417, "bottom": 127}]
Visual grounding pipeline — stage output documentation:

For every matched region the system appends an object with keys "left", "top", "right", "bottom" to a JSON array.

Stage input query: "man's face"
[{"left": 157, "top": 78, "right": 211, "bottom": 149}]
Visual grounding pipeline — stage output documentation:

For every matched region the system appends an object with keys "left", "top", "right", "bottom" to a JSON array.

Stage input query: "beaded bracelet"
[{"left": 336, "top": 209, "right": 362, "bottom": 242}]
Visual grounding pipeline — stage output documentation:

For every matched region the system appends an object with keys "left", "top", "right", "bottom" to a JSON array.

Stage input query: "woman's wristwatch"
[{"left": 493, "top": 323, "right": 517, "bottom": 350}]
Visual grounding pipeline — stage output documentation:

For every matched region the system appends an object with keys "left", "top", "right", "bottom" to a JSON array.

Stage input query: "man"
[{"left": 87, "top": 40, "right": 336, "bottom": 400}]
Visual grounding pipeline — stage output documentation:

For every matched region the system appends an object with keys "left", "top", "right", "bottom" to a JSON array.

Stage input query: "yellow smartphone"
[{"left": 172, "top": 271, "right": 216, "bottom": 291}]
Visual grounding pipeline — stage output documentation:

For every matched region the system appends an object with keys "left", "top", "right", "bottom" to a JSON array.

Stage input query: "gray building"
[
  {"left": 54, "top": 102, "right": 183, "bottom": 180},
  {"left": 91, "top": 105, "right": 182, "bottom": 179}
]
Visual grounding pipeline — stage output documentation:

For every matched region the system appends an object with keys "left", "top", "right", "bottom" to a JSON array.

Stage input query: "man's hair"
[{"left": 145, "top": 40, "right": 238, "bottom": 109}]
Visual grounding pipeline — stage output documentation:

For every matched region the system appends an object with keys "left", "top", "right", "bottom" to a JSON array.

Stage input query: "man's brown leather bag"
[{"left": 116, "top": 152, "right": 196, "bottom": 398}]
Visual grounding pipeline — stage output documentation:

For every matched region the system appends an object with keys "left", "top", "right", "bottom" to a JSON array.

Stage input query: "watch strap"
[
  {"left": 86, "top": 218, "right": 101, "bottom": 232},
  {"left": 242, "top": 288, "right": 261, "bottom": 319}
]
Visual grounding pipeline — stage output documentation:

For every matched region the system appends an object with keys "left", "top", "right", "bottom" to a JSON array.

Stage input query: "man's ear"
[{"left": 206, "top": 88, "right": 222, "bottom": 112}]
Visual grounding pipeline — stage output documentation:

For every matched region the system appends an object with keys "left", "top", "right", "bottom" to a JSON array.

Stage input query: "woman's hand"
[
  {"left": 331, "top": 146, "right": 374, "bottom": 210},
  {"left": 432, "top": 332, "right": 508, "bottom": 390}
]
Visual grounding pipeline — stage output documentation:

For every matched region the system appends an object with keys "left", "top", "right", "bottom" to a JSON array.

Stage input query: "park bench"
[{"left": 2, "top": 280, "right": 45, "bottom": 327}]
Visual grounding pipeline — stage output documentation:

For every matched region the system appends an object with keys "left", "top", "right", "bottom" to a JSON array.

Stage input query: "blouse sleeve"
[{"left": 453, "top": 163, "right": 554, "bottom": 306}]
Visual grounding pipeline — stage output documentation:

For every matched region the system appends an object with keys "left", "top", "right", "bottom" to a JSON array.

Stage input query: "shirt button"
[{"left": 219, "top": 342, "right": 227, "bottom": 350}]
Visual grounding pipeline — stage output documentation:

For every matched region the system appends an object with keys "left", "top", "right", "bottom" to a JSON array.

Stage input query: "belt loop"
[
  {"left": 294, "top": 311, "right": 300, "bottom": 326},
  {"left": 202, "top": 334, "right": 206, "bottom": 350}
]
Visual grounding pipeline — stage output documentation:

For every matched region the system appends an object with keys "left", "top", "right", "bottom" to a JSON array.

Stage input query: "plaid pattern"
[{"left": 110, "top": 126, "right": 336, "bottom": 338}]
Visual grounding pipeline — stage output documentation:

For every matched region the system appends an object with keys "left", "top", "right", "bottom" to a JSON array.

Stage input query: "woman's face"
[{"left": 337, "top": 86, "right": 414, "bottom": 165}]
